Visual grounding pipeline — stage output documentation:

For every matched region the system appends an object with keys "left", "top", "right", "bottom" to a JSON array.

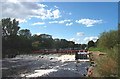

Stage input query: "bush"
[
  {"left": 90, "top": 30, "right": 119, "bottom": 77},
  {"left": 94, "top": 44, "right": 119, "bottom": 77},
  {"left": 98, "top": 30, "right": 118, "bottom": 49},
  {"left": 96, "top": 56, "right": 118, "bottom": 77}
]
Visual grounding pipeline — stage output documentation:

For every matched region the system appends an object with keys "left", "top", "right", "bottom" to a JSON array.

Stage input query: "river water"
[{"left": 1, "top": 54, "right": 90, "bottom": 78}]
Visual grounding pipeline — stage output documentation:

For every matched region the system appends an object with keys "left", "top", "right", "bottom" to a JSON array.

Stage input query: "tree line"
[{"left": 1, "top": 18, "right": 88, "bottom": 58}]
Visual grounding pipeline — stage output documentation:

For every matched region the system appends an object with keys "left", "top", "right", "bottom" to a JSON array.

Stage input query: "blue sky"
[{"left": 1, "top": 2, "right": 118, "bottom": 44}]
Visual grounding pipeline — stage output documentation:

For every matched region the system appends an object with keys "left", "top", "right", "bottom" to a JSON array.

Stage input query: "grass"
[
  {"left": 89, "top": 46, "right": 118, "bottom": 77},
  {"left": 96, "top": 56, "right": 118, "bottom": 77},
  {"left": 88, "top": 47, "right": 105, "bottom": 52}
]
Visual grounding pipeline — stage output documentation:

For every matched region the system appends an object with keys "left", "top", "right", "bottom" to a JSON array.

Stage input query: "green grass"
[{"left": 88, "top": 47, "right": 105, "bottom": 52}]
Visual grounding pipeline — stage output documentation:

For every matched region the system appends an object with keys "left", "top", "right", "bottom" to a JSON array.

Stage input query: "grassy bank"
[
  {"left": 88, "top": 47, "right": 105, "bottom": 52},
  {"left": 89, "top": 46, "right": 118, "bottom": 77}
]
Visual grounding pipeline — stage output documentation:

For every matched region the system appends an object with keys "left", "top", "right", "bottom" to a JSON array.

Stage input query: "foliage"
[
  {"left": 89, "top": 30, "right": 119, "bottom": 77},
  {"left": 88, "top": 40, "right": 95, "bottom": 48},
  {"left": 96, "top": 55, "right": 118, "bottom": 77},
  {"left": 2, "top": 18, "right": 32, "bottom": 58},
  {"left": 31, "top": 34, "right": 82, "bottom": 50},
  {"left": 96, "top": 45, "right": 118, "bottom": 77},
  {"left": 18, "top": 29, "right": 31, "bottom": 38},
  {"left": 98, "top": 30, "right": 118, "bottom": 49},
  {"left": 2, "top": 18, "right": 20, "bottom": 37}
]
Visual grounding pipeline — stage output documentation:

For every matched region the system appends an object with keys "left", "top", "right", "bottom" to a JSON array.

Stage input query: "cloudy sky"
[{"left": 1, "top": 1, "right": 118, "bottom": 44}]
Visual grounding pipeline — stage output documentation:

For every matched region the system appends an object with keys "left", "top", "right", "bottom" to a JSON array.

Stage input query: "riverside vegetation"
[{"left": 88, "top": 29, "right": 119, "bottom": 77}]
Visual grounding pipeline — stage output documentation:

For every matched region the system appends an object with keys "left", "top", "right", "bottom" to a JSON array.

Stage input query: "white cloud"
[
  {"left": 59, "top": 20, "right": 71, "bottom": 24},
  {"left": 49, "top": 19, "right": 71, "bottom": 24},
  {"left": 66, "top": 22, "right": 73, "bottom": 26},
  {"left": 11, "top": 18, "right": 27, "bottom": 23},
  {"left": 69, "top": 38, "right": 81, "bottom": 44},
  {"left": 49, "top": 19, "right": 73, "bottom": 26},
  {"left": 35, "top": 33, "right": 41, "bottom": 35},
  {"left": 69, "top": 36, "right": 98, "bottom": 44},
  {"left": 1, "top": 2, "right": 61, "bottom": 22},
  {"left": 84, "top": 36, "right": 98, "bottom": 43},
  {"left": 2, "top": 0, "right": 119, "bottom": 2},
  {"left": 7, "top": 0, "right": 20, "bottom": 3},
  {"left": 52, "top": 9, "right": 61, "bottom": 19},
  {"left": 32, "top": 22, "right": 45, "bottom": 26},
  {"left": 49, "top": 21, "right": 58, "bottom": 24},
  {"left": 37, "top": 4, "right": 48, "bottom": 8},
  {"left": 69, "top": 38, "right": 75, "bottom": 41},
  {"left": 76, "top": 32, "right": 84, "bottom": 36},
  {"left": 76, "top": 19, "right": 103, "bottom": 27},
  {"left": 31, "top": 8, "right": 61, "bottom": 20},
  {"left": 54, "top": 5, "right": 58, "bottom": 8}
]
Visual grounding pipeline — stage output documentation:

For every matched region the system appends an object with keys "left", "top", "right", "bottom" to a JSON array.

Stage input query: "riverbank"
[
  {"left": 88, "top": 51, "right": 104, "bottom": 77},
  {"left": 89, "top": 51, "right": 118, "bottom": 77}
]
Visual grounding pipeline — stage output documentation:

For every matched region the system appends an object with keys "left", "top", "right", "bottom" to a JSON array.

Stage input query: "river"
[{"left": 1, "top": 54, "right": 90, "bottom": 78}]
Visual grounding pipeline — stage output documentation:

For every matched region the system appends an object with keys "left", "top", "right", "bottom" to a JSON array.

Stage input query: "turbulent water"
[{"left": 1, "top": 54, "right": 90, "bottom": 77}]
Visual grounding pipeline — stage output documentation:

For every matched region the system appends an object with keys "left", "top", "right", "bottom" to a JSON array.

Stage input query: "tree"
[
  {"left": 59, "top": 39, "right": 69, "bottom": 49},
  {"left": 88, "top": 40, "right": 95, "bottom": 48},
  {"left": 39, "top": 34, "right": 53, "bottom": 49},
  {"left": 19, "top": 29, "right": 31, "bottom": 38},
  {"left": 81, "top": 44, "right": 87, "bottom": 50},
  {"left": 95, "top": 39, "right": 99, "bottom": 47},
  {"left": 68, "top": 41, "right": 75, "bottom": 49},
  {"left": 53, "top": 38, "right": 61, "bottom": 49},
  {"left": 2, "top": 18, "right": 20, "bottom": 38},
  {"left": 98, "top": 30, "right": 118, "bottom": 49},
  {"left": 2, "top": 18, "right": 20, "bottom": 57}
]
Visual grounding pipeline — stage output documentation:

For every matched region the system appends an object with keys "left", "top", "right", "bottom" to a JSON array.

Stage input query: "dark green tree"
[
  {"left": 81, "top": 44, "right": 87, "bottom": 50},
  {"left": 19, "top": 29, "right": 31, "bottom": 38},
  {"left": 88, "top": 40, "right": 95, "bottom": 48},
  {"left": 68, "top": 41, "right": 75, "bottom": 49},
  {"left": 39, "top": 34, "right": 53, "bottom": 49},
  {"left": 98, "top": 30, "right": 118, "bottom": 49},
  {"left": 2, "top": 18, "right": 20, "bottom": 38},
  {"left": 2, "top": 18, "right": 20, "bottom": 58}
]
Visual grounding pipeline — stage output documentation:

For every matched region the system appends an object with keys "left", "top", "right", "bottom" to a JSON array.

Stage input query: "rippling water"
[{"left": 2, "top": 54, "right": 90, "bottom": 77}]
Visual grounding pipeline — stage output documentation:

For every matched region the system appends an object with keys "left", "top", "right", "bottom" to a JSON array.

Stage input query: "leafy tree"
[
  {"left": 88, "top": 40, "right": 95, "bottom": 48},
  {"left": 98, "top": 30, "right": 118, "bottom": 49},
  {"left": 38, "top": 34, "right": 54, "bottom": 49},
  {"left": 2, "top": 18, "right": 33, "bottom": 57},
  {"left": 81, "top": 44, "right": 87, "bottom": 50},
  {"left": 2, "top": 18, "right": 20, "bottom": 57},
  {"left": 74, "top": 44, "right": 81, "bottom": 50},
  {"left": 68, "top": 41, "right": 75, "bottom": 49},
  {"left": 18, "top": 29, "right": 31, "bottom": 38},
  {"left": 53, "top": 38, "right": 61, "bottom": 49},
  {"left": 2, "top": 18, "right": 20, "bottom": 37},
  {"left": 95, "top": 39, "right": 99, "bottom": 47},
  {"left": 18, "top": 36, "right": 32, "bottom": 54}
]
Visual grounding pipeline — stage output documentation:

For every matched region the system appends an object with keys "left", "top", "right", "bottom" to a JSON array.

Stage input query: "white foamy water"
[
  {"left": 21, "top": 69, "right": 58, "bottom": 77},
  {"left": 56, "top": 55, "right": 75, "bottom": 62},
  {"left": 15, "top": 54, "right": 75, "bottom": 62}
]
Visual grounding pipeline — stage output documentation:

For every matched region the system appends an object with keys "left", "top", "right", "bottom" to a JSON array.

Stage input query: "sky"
[{"left": 1, "top": 1, "right": 118, "bottom": 44}]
